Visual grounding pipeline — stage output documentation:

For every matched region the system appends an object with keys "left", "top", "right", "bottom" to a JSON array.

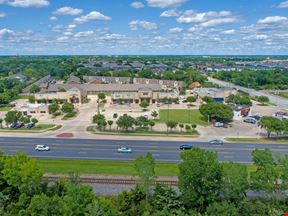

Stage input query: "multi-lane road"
[{"left": 0, "top": 137, "right": 288, "bottom": 163}]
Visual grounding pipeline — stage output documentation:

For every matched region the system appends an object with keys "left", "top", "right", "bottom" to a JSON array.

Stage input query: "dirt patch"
[{"left": 56, "top": 133, "right": 74, "bottom": 138}]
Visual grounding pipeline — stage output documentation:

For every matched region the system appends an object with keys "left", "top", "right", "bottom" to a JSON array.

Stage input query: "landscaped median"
[
  {"left": 87, "top": 126, "right": 199, "bottom": 137},
  {"left": 225, "top": 137, "right": 288, "bottom": 144},
  {"left": 0, "top": 124, "right": 62, "bottom": 133}
]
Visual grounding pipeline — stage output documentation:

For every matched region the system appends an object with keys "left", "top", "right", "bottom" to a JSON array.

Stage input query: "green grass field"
[
  {"left": 36, "top": 158, "right": 256, "bottom": 177},
  {"left": 277, "top": 92, "right": 288, "bottom": 99},
  {"left": 159, "top": 109, "right": 207, "bottom": 125},
  {"left": 0, "top": 124, "right": 56, "bottom": 131},
  {"left": 225, "top": 137, "right": 288, "bottom": 144},
  {"left": 0, "top": 106, "right": 12, "bottom": 112}
]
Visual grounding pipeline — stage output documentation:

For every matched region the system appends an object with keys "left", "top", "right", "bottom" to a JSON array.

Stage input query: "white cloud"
[
  {"left": 160, "top": 9, "right": 180, "bottom": 17},
  {"left": 169, "top": 27, "right": 183, "bottom": 33},
  {"left": 258, "top": 16, "right": 288, "bottom": 24},
  {"left": 0, "top": 28, "right": 14, "bottom": 38},
  {"left": 131, "top": 1, "right": 144, "bottom": 9},
  {"left": 221, "top": 29, "right": 236, "bottom": 34},
  {"left": 146, "top": 0, "right": 186, "bottom": 8},
  {"left": 3, "top": 0, "right": 49, "bottom": 8},
  {"left": 63, "top": 32, "right": 73, "bottom": 36},
  {"left": 67, "top": 24, "right": 77, "bottom": 29},
  {"left": 74, "top": 31, "right": 94, "bottom": 38},
  {"left": 56, "top": 36, "right": 69, "bottom": 42},
  {"left": 129, "top": 20, "right": 158, "bottom": 30},
  {"left": 277, "top": 1, "right": 288, "bottom": 8},
  {"left": 200, "top": 17, "right": 237, "bottom": 27},
  {"left": 74, "top": 11, "right": 111, "bottom": 24},
  {"left": 50, "top": 16, "right": 57, "bottom": 21},
  {"left": 0, "top": 12, "right": 6, "bottom": 17},
  {"left": 54, "top": 7, "right": 83, "bottom": 16}
]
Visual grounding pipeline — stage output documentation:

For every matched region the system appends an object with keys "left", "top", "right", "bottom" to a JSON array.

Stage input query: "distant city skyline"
[{"left": 0, "top": 0, "right": 287, "bottom": 55}]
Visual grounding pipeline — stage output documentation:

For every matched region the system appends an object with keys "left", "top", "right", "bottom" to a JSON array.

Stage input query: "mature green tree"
[
  {"left": 221, "top": 162, "right": 248, "bottom": 201},
  {"left": 256, "top": 96, "right": 270, "bottom": 105},
  {"left": 97, "top": 93, "right": 106, "bottom": 101},
  {"left": 116, "top": 114, "right": 135, "bottom": 131},
  {"left": 19, "top": 116, "right": 30, "bottom": 124},
  {"left": 259, "top": 116, "right": 284, "bottom": 138},
  {"left": 96, "top": 119, "right": 107, "bottom": 131},
  {"left": 31, "top": 118, "right": 38, "bottom": 125},
  {"left": 226, "top": 94, "right": 252, "bottom": 106},
  {"left": 187, "top": 96, "right": 196, "bottom": 106},
  {"left": 93, "top": 113, "right": 105, "bottom": 124},
  {"left": 178, "top": 148, "right": 222, "bottom": 210},
  {"left": 107, "top": 120, "right": 113, "bottom": 130},
  {"left": 140, "top": 100, "right": 149, "bottom": 110},
  {"left": 48, "top": 103, "right": 59, "bottom": 114},
  {"left": 205, "top": 201, "right": 238, "bottom": 216},
  {"left": 4, "top": 111, "right": 21, "bottom": 125},
  {"left": 134, "top": 153, "right": 156, "bottom": 200},
  {"left": 202, "top": 96, "right": 214, "bottom": 103},
  {"left": 250, "top": 149, "right": 281, "bottom": 197},
  {"left": 166, "top": 121, "right": 177, "bottom": 131},
  {"left": 199, "top": 102, "right": 233, "bottom": 123},
  {"left": 30, "top": 85, "right": 40, "bottom": 93},
  {"left": 61, "top": 102, "right": 74, "bottom": 113},
  {"left": 28, "top": 95, "right": 36, "bottom": 103}
]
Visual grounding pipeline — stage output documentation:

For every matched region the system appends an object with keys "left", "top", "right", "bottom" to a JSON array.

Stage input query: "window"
[{"left": 142, "top": 92, "right": 149, "bottom": 96}]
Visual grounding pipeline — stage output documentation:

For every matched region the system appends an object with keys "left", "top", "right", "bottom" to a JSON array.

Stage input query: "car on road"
[
  {"left": 35, "top": 145, "right": 50, "bottom": 151},
  {"left": 214, "top": 122, "right": 224, "bottom": 127},
  {"left": 209, "top": 139, "right": 223, "bottom": 145},
  {"left": 179, "top": 144, "right": 193, "bottom": 150},
  {"left": 243, "top": 117, "right": 257, "bottom": 124},
  {"left": 117, "top": 146, "right": 132, "bottom": 153}
]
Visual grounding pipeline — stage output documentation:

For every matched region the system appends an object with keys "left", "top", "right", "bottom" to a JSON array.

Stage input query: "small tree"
[
  {"left": 30, "top": 85, "right": 41, "bottom": 93},
  {"left": 20, "top": 116, "right": 30, "bottom": 124},
  {"left": 187, "top": 96, "right": 197, "bottom": 106},
  {"left": 98, "top": 93, "right": 106, "bottom": 101},
  {"left": 151, "top": 111, "right": 158, "bottom": 119},
  {"left": 107, "top": 120, "right": 113, "bottom": 130},
  {"left": 31, "top": 118, "right": 38, "bottom": 125},
  {"left": 257, "top": 96, "right": 270, "bottom": 105},
  {"left": 28, "top": 95, "right": 36, "bottom": 103},
  {"left": 61, "top": 102, "right": 74, "bottom": 113},
  {"left": 191, "top": 124, "right": 197, "bottom": 130},
  {"left": 93, "top": 113, "right": 105, "bottom": 124},
  {"left": 166, "top": 121, "right": 178, "bottom": 131},
  {"left": 140, "top": 100, "right": 149, "bottom": 111},
  {"left": 96, "top": 119, "right": 107, "bottom": 131},
  {"left": 116, "top": 114, "right": 135, "bottom": 131},
  {"left": 185, "top": 125, "right": 191, "bottom": 131},
  {"left": 148, "top": 120, "right": 155, "bottom": 131},
  {"left": 0, "top": 118, "right": 3, "bottom": 128},
  {"left": 48, "top": 103, "right": 60, "bottom": 114},
  {"left": 134, "top": 153, "right": 156, "bottom": 201}
]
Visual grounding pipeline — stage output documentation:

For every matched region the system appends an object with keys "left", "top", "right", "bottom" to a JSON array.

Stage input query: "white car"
[
  {"left": 35, "top": 145, "right": 50, "bottom": 151},
  {"left": 117, "top": 146, "right": 132, "bottom": 153}
]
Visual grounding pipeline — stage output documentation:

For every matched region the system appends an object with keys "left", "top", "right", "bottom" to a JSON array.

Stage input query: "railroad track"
[{"left": 45, "top": 176, "right": 178, "bottom": 186}]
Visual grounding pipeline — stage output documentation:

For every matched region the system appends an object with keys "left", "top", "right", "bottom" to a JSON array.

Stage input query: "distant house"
[
  {"left": 9, "top": 73, "right": 28, "bottom": 83},
  {"left": 66, "top": 75, "right": 81, "bottom": 84},
  {"left": 274, "top": 111, "right": 288, "bottom": 120},
  {"left": 22, "top": 75, "right": 52, "bottom": 94},
  {"left": 189, "top": 82, "right": 201, "bottom": 89},
  {"left": 194, "top": 88, "right": 237, "bottom": 102}
]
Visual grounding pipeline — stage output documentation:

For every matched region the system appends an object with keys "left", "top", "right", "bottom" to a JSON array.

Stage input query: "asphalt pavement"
[{"left": 1, "top": 137, "right": 288, "bottom": 163}]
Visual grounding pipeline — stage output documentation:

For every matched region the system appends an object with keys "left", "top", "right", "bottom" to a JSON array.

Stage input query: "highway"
[{"left": 0, "top": 137, "right": 288, "bottom": 163}]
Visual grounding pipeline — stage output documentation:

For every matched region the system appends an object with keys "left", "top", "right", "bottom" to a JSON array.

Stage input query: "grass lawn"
[
  {"left": 225, "top": 137, "right": 288, "bottom": 144},
  {"left": 15, "top": 95, "right": 30, "bottom": 100},
  {"left": 0, "top": 106, "right": 12, "bottom": 112},
  {"left": 159, "top": 109, "right": 207, "bottom": 125},
  {"left": 36, "top": 159, "right": 179, "bottom": 176},
  {"left": 0, "top": 124, "right": 57, "bottom": 131},
  {"left": 36, "top": 158, "right": 256, "bottom": 177},
  {"left": 277, "top": 92, "right": 288, "bottom": 99}
]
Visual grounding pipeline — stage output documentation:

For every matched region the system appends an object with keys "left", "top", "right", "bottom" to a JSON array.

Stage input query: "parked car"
[
  {"left": 249, "top": 115, "right": 261, "bottom": 121},
  {"left": 113, "top": 113, "right": 118, "bottom": 118},
  {"left": 144, "top": 113, "right": 149, "bottom": 119},
  {"left": 35, "top": 145, "right": 50, "bottom": 151},
  {"left": 117, "top": 146, "right": 132, "bottom": 153},
  {"left": 214, "top": 122, "right": 224, "bottom": 127},
  {"left": 209, "top": 139, "right": 223, "bottom": 145},
  {"left": 10, "top": 123, "right": 17, "bottom": 129},
  {"left": 26, "top": 123, "right": 35, "bottom": 128},
  {"left": 179, "top": 144, "right": 193, "bottom": 150},
  {"left": 244, "top": 117, "right": 257, "bottom": 124},
  {"left": 128, "top": 109, "right": 132, "bottom": 112},
  {"left": 16, "top": 123, "right": 25, "bottom": 128}
]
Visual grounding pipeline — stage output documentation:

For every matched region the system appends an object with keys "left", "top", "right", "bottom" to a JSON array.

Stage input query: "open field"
[
  {"left": 0, "top": 106, "right": 12, "bottom": 112},
  {"left": 0, "top": 124, "right": 58, "bottom": 132},
  {"left": 159, "top": 109, "right": 207, "bottom": 125},
  {"left": 225, "top": 137, "right": 288, "bottom": 144},
  {"left": 36, "top": 158, "right": 256, "bottom": 177}
]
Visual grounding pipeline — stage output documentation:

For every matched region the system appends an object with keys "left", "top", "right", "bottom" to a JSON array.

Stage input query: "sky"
[{"left": 0, "top": 0, "right": 288, "bottom": 55}]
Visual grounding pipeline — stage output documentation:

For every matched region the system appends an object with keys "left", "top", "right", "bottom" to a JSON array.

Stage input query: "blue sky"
[{"left": 0, "top": 0, "right": 288, "bottom": 55}]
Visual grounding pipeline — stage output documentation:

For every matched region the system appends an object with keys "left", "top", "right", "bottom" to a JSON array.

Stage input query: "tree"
[
  {"left": 199, "top": 102, "right": 233, "bottom": 123},
  {"left": 116, "top": 114, "right": 135, "bottom": 131},
  {"left": 166, "top": 121, "right": 177, "bottom": 131},
  {"left": 221, "top": 162, "right": 248, "bottom": 202},
  {"left": 107, "top": 120, "right": 113, "bottom": 130},
  {"left": 20, "top": 116, "right": 30, "bottom": 124},
  {"left": 4, "top": 111, "right": 21, "bottom": 126},
  {"left": 148, "top": 120, "right": 155, "bottom": 131},
  {"left": 0, "top": 118, "right": 3, "bottom": 128},
  {"left": 97, "top": 93, "right": 106, "bottom": 101},
  {"left": 202, "top": 96, "right": 214, "bottom": 103},
  {"left": 226, "top": 94, "right": 252, "bottom": 106},
  {"left": 259, "top": 116, "right": 284, "bottom": 138},
  {"left": 256, "top": 96, "right": 269, "bottom": 105},
  {"left": 250, "top": 149, "right": 281, "bottom": 197},
  {"left": 191, "top": 124, "right": 197, "bottom": 130},
  {"left": 134, "top": 153, "right": 156, "bottom": 200},
  {"left": 185, "top": 125, "right": 191, "bottom": 131},
  {"left": 187, "top": 96, "right": 196, "bottom": 106},
  {"left": 30, "top": 85, "right": 40, "bottom": 93},
  {"left": 31, "top": 118, "right": 38, "bottom": 125},
  {"left": 96, "top": 119, "right": 107, "bottom": 131},
  {"left": 93, "top": 113, "right": 105, "bottom": 124},
  {"left": 206, "top": 201, "right": 238, "bottom": 216},
  {"left": 140, "top": 100, "right": 149, "bottom": 110},
  {"left": 151, "top": 111, "right": 158, "bottom": 119},
  {"left": 179, "top": 124, "right": 184, "bottom": 132},
  {"left": 48, "top": 103, "right": 59, "bottom": 114},
  {"left": 178, "top": 148, "right": 222, "bottom": 210},
  {"left": 61, "top": 102, "right": 74, "bottom": 113}
]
